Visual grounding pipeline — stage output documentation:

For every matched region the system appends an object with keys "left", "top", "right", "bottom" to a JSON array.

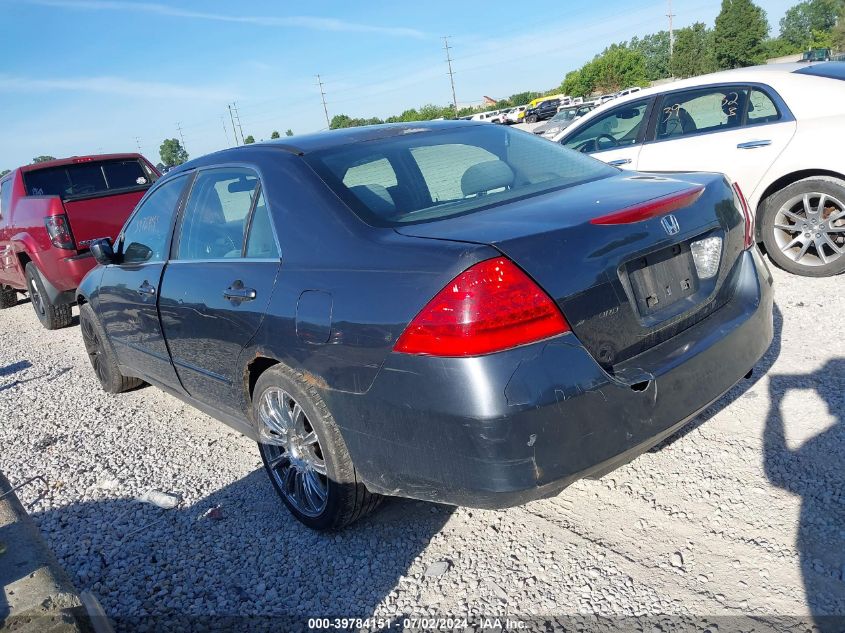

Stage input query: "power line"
[
  {"left": 221, "top": 116, "right": 231, "bottom": 147},
  {"left": 176, "top": 122, "right": 187, "bottom": 152},
  {"left": 443, "top": 36, "right": 458, "bottom": 118},
  {"left": 316, "top": 74, "right": 331, "bottom": 128},
  {"left": 667, "top": 0, "right": 676, "bottom": 59},
  {"left": 228, "top": 104, "right": 240, "bottom": 146}
]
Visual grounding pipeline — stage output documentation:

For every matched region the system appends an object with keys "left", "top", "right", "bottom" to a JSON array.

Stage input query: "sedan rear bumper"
[{"left": 327, "top": 248, "right": 774, "bottom": 508}]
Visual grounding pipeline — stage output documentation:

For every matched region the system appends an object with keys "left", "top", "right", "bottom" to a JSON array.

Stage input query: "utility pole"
[
  {"left": 228, "top": 104, "right": 240, "bottom": 145},
  {"left": 443, "top": 36, "right": 459, "bottom": 118},
  {"left": 176, "top": 122, "right": 187, "bottom": 153},
  {"left": 221, "top": 116, "right": 231, "bottom": 147},
  {"left": 232, "top": 102, "right": 245, "bottom": 144},
  {"left": 316, "top": 74, "right": 330, "bottom": 128},
  {"left": 667, "top": 0, "right": 676, "bottom": 60}
]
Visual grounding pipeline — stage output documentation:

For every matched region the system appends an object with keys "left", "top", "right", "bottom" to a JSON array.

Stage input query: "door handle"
[
  {"left": 608, "top": 158, "right": 632, "bottom": 166},
  {"left": 223, "top": 281, "right": 257, "bottom": 302},
  {"left": 737, "top": 140, "right": 771, "bottom": 149},
  {"left": 137, "top": 281, "right": 156, "bottom": 296}
]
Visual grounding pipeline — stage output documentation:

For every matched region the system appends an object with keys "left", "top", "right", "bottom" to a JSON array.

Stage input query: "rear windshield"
[
  {"left": 303, "top": 125, "right": 616, "bottom": 226},
  {"left": 24, "top": 159, "right": 155, "bottom": 200},
  {"left": 794, "top": 62, "right": 845, "bottom": 81}
]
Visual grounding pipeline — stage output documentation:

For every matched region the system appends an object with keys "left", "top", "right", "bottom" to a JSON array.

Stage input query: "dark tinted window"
[
  {"left": 0, "top": 179, "right": 11, "bottom": 218},
  {"left": 304, "top": 125, "right": 615, "bottom": 226},
  {"left": 120, "top": 176, "right": 186, "bottom": 265},
  {"left": 794, "top": 62, "right": 845, "bottom": 80},
  {"left": 24, "top": 159, "right": 153, "bottom": 199},
  {"left": 177, "top": 168, "right": 258, "bottom": 260}
]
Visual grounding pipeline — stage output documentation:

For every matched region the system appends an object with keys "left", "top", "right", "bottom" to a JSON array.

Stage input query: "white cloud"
[
  {"left": 0, "top": 75, "right": 232, "bottom": 101},
  {"left": 27, "top": 0, "right": 427, "bottom": 38}
]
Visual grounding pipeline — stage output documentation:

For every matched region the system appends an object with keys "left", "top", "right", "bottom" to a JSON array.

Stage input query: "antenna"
[
  {"left": 443, "top": 36, "right": 459, "bottom": 118},
  {"left": 316, "top": 74, "right": 331, "bottom": 128},
  {"left": 228, "top": 104, "right": 240, "bottom": 145},
  {"left": 176, "top": 122, "right": 187, "bottom": 153},
  {"left": 667, "top": 0, "right": 676, "bottom": 60}
]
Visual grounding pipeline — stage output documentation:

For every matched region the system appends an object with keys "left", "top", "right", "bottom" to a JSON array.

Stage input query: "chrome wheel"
[
  {"left": 28, "top": 275, "right": 45, "bottom": 316},
  {"left": 772, "top": 192, "right": 845, "bottom": 267},
  {"left": 258, "top": 387, "right": 328, "bottom": 517}
]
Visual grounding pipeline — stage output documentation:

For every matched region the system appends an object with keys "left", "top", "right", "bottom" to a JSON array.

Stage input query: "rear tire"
[
  {"left": 526, "top": 115, "right": 538, "bottom": 124},
  {"left": 25, "top": 263, "right": 72, "bottom": 329},
  {"left": 254, "top": 364, "right": 382, "bottom": 530},
  {"left": 0, "top": 286, "right": 17, "bottom": 309},
  {"left": 79, "top": 302, "right": 142, "bottom": 394},
  {"left": 760, "top": 177, "right": 845, "bottom": 277}
]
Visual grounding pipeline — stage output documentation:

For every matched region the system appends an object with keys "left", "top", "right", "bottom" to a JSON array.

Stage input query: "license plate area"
[{"left": 626, "top": 243, "right": 699, "bottom": 317}]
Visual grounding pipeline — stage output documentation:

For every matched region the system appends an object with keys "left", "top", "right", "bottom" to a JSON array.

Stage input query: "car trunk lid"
[{"left": 395, "top": 172, "right": 747, "bottom": 370}]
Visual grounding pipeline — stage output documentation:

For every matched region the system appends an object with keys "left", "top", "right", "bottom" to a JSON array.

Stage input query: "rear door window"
[
  {"left": 24, "top": 159, "right": 154, "bottom": 200},
  {"left": 176, "top": 168, "right": 259, "bottom": 260},
  {"left": 747, "top": 88, "right": 781, "bottom": 125},
  {"left": 654, "top": 87, "right": 749, "bottom": 140}
]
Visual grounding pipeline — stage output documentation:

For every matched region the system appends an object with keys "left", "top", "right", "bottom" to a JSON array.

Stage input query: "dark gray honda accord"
[{"left": 77, "top": 121, "right": 774, "bottom": 529}]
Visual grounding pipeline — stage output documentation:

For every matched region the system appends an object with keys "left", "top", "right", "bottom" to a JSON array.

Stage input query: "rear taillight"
[
  {"left": 44, "top": 214, "right": 76, "bottom": 250},
  {"left": 590, "top": 186, "right": 705, "bottom": 225},
  {"left": 732, "top": 182, "right": 754, "bottom": 249},
  {"left": 394, "top": 257, "right": 570, "bottom": 357}
]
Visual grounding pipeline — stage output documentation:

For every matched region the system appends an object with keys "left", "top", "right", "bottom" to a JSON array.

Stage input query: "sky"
[{"left": 0, "top": 0, "right": 795, "bottom": 170}]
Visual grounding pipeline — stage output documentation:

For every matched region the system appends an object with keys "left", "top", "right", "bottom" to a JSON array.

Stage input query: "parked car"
[
  {"left": 504, "top": 106, "right": 527, "bottom": 124},
  {"left": 532, "top": 104, "right": 595, "bottom": 137},
  {"left": 524, "top": 99, "right": 561, "bottom": 123},
  {"left": 555, "top": 62, "right": 845, "bottom": 277},
  {"left": 0, "top": 154, "right": 159, "bottom": 328},
  {"left": 470, "top": 110, "right": 500, "bottom": 123},
  {"left": 77, "top": 121, "right": 772, "bottom": 529},
  {"left": 802, "top": 48, "right": 831, "bottom": 62}
]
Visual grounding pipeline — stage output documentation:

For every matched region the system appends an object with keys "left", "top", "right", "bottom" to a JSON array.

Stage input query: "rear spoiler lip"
[{"left": 589, "top": 185, "right": 706, "bottom": 225}]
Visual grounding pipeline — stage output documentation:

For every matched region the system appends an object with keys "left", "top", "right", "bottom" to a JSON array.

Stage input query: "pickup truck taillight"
[{"left": 44, "top": 214, "right": 76, "bottom": 250}]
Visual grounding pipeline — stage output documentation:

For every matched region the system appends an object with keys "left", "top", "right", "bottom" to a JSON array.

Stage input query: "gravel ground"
[{"left": 1, "top": 263, "right": 844, "bottom": 630}]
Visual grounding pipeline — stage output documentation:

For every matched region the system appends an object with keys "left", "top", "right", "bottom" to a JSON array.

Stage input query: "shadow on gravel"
[
  {"left": 30, "top": 468, "right": 454, "bottom": 630},
  {"left": 764, "top": 358, "right": 845, "bottom": 633},
  {"left": 650, "top": 301, "right": 784, "bottom": 452}
]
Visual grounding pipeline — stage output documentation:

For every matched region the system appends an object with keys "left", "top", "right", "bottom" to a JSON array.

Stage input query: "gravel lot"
[{"left": 1, "top": 263, "right": 844, "bottom": 629}]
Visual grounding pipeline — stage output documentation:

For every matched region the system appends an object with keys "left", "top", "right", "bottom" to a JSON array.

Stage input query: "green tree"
[
  {"left": 763, "top": 36, "right": 803, "bottom": 57},
  {"left": 32, "top": 155, "right": 56, "bottom": 163},
  {"left": 270, "top": 130, "right": 280, "bottom": 139},
  {"left": 159, "top": 138, "right": 189, "bottom": 167},
  {"left": 834, "top": 5, "right": 845, "bottom": 49},
  {"left": 671, "top": 23, "right": 718, "bottom": 77},
  {"left": 629, "top": 31, "right": 671, "bottom": 81},
  {"left": 714, "top": 0, "right": 769, "bottom": 69},
  {"left": 285, "top": 129, "right": 294, "bottom": 137},
  {"left": 779, "top": 0, "right": 843, "bottom": 49},
  {"left": 244, "top": 135, "right": 255, "bottom": 144},
  {"left": 0, "top": 169, "right": 9, "bottom": 178},
  {"left": 592, "top": 45, "right": 648, "bottom": 93}
]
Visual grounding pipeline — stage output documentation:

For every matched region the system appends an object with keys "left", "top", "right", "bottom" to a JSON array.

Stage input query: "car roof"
[
  {"left": 565, "top": 62, "right": 833, "bottom": 133},
  {"left": 19, "top": 153, "right": 146, "bottom": 173}
]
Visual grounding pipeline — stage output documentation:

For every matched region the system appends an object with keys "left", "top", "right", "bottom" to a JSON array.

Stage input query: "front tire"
[
  {"left": 25, "top": 263, "right": 72, "bottom": 329},
  {"left": 0, "top": 286, "right": 17, "bottom": 309},
  {"left": 760, "top": 177, "right": 845, "bottom": 277},
  {"left": 254, "top": 364, "right": 382, "bottom": 530},
  {"left": 79, "top": 302, "right": 142, "bottom": 393}
]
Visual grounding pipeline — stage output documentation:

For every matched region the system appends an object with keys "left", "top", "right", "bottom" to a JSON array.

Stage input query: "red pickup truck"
[{"left": 0, "top": 154, "right": 159, "bottom": 329}]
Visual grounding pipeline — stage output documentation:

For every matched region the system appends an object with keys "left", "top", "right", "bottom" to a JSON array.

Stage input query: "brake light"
[
  {"left": 394, "top": 257, "right": 570, "bottom": 357},
  {"left": 732, "top": 182, "right": 754, "bottom": 249},
  {"left": 44, "top": 214, "right": 76, "bottom": 250},
  {"left": 590, "top": 186, "right": 705, "bottom": 225}
]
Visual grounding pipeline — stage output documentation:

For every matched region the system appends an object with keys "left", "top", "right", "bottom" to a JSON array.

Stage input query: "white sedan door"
[{"left": 636, "top": 86, "right": 796, "bottom": 199}]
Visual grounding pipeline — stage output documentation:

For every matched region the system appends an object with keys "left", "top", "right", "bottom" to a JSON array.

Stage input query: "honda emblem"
[{"left": 661, "top": 214, "right": 680, "bottom": 236}]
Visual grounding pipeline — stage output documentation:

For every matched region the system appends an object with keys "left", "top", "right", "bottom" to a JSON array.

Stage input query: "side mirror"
[{"left": 89, "top": 238, "right": 116, "bottom": 265}]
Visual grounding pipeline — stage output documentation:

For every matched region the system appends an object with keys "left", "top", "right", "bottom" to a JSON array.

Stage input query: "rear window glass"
[
  {"left": 794, "top": 62, "right": 845, "bottom": 81},
  {"left": 303, "top": 125, "right": 616, "bottom": 226},
  {"left": 23, "top": 159, "right": 154, "bottom": 200}
]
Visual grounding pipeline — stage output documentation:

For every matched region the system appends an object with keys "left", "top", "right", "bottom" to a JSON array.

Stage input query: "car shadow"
[
  {"left": 649, "top": 301, "right": 784, "bottom": 451},
  {"left": 27, "top": 469, "right": 454, "bottom": 630},
  {"left": 763, "top": 358, "right": 845, "bottom": 632}
]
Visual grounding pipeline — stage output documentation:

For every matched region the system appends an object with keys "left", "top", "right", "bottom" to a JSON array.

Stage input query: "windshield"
[
  {"left": 24, "top": 159, "right": 155, "bottom": 200},
  {"left": 303, "top": 124, "right": 616, "bottom": 226}
]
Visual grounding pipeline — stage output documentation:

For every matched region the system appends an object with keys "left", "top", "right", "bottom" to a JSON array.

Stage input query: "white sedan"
[{"left": 554, "top": 62, "right": 845, "bottom": 277}]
